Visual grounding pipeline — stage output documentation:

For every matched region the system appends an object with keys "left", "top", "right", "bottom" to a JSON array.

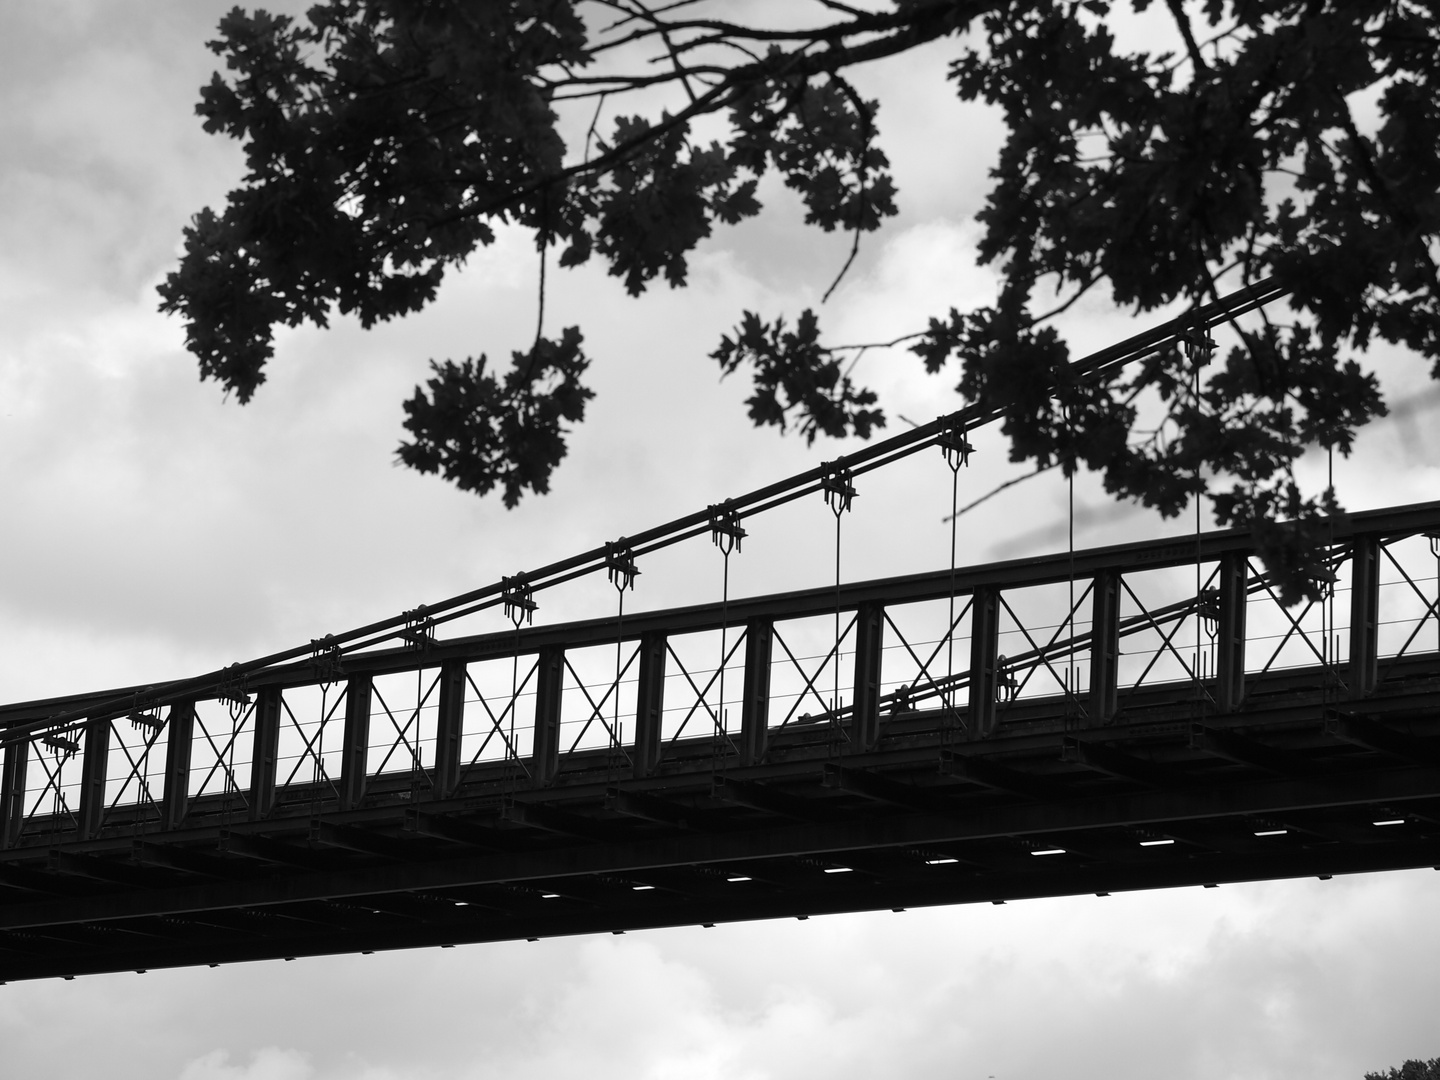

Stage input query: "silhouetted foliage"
[
  {"left": 1366, "top": 1058, "right": 1440, "bottom": 1080},
  {"left": 160, "top": 1, "right": 1440, "bottom": 599}
]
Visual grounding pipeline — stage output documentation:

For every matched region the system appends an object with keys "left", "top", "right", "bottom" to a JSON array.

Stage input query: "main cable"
[{"left": 0, "top": 277, "right": 1289, "bottom": 745}]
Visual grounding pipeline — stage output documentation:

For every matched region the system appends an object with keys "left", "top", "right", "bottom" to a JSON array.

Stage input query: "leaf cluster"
[
  {"left": 1366, "top": 1060, "right": 1440, "bottom": 1080},
  {"left": 161, "top": 0, "right": 916, "bottom": 496},
  {"left": 711, "top": 310, "right": 884, "bottom": 442},
  {"left": 397, "top": 326, "right": 593, "bottom": 508},
  {"left": 907, "top": 0, "right": 1436, "bottom": 598},
  {"left": 164, "top": 1, "right": 1440, "bottom": 600}
]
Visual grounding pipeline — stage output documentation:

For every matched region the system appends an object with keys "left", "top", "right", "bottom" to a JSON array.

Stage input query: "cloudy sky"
[{"left": 1, "top": 2, "right": 1438, "bottom": 1078}]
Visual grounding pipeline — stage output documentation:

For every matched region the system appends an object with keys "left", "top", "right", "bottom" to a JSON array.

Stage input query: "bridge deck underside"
[{"left": 1, "top": 659, "right": 1439, "bottom": 982}]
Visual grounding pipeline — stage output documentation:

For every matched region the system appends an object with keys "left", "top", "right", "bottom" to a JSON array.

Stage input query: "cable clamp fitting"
[
  {"left": 128, "top": 710, "right": 164, "bottom": 733},
  {"left": 310, "top": 636, "right": 345, "bottom": 683},
  {"left": 502, "top": 575, "right": 538, "bottom": 627},
  {"left": 399, "top": 605, "right": 436, "bottom": 651},
  {"left": 996, "top": 655, "right": 1019, "bottom": 703},
  {"left": 216, "top": 665, "right": 251, "bottom": 713},
  {"left": 605, "top": 539, "right": 640, "bottom": 592},
  {"left": 820, "top": 460, "right": 857, "bottom": 515},
  {"left": 937, "top": 422, "right": 974, "bottom": 469},
  {"left": 42, "top": 731, "right": 80, "bottom": 759},
  {"left": 708, "top": 502, "right": 747, "bottom": 556},
  {"left": 1180, "top": 326, "right": 1217, "bottom": 367}
]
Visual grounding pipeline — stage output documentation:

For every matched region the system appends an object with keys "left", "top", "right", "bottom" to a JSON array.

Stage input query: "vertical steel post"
[
  {"left": 1088, "top": 572, "right": 1120, "bottom": 725},
  {"left": 1349, "top": 535, "right": 1379, "bottom": 699},
  {"left": 77, "top": 717, "right": 111, "bottom": 841},
  {"left": 740, "top": 618, "right": 773, "bottom": 765},
  {"left": 531, "top": 647, "right": 565, "bottom": 786},
  {"left": 632, "top": 633, "right": 667, "bottom": 778},
  {"left": 432, "top": 660, "right": 467, "bottom": 799},
  {"left": 1215, "top": 553, "right": 1249, "bottom": 713},
  {"left": 248, "top": 689, "right": 281, "bottom": 821},
  {"left": 339, "top": 675, "right": 372, "bottom": 810},
  {"left": 161, "top": 700, "right": 195, "bottom": 831},
  {"left": 969, "top": 588, "right": 1000, "bottom": 738},
  {"left": 851, "top": 602, "right": 885, "bottom": 749},
  {"left": 0, "top": 737, "right": 28, "bottom": 849}
]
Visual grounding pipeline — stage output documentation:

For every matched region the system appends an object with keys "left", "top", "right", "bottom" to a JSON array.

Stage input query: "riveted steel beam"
[
  {"left": 632, "top": 633, "right": 667, "bottom": 778},
  {"left": 162, "top": 701, "right": 195, "bottom": 831},
  {"left": 530, "top": 648, "right": 565, "bottom": 786},
  {"left": 432, "top": 660, "right": 467, "bottom": 800},
  {"left": 0, "top": 738, "right": 27, "bottom": 849},
  {"left": 76, "top": 719, "right": 111, "bottom": 842},
  {"left": 740, "top": 619, "right": 772, "bottom": 765},
  {"left": 339, "top": 677, "right": 372, "bottom": 812}
]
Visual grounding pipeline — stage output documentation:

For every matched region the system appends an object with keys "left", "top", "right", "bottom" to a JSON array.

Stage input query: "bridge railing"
[{"left": 5, "top": 501, "right": 1440, "bottom": 848}]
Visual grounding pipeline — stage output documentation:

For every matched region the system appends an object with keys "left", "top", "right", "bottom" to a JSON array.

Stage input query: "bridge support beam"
[
  {"left": 1350, "top": 535, "right": 1379, "bottom": 698},
  {"left": 340, "top": 676, "right": 372, "bottom": 810},
  {"left": 162, "top": 701, "right": 195, "bottom": 831},
  {"left": 531, "top": 647, "right": 565, "bottom": 785},
  {"left": 852, "top": 602, "right": 884, "bottom": 749},
  {"left": 741, "top": 618, "right": 773, "bottom": 765},
  {"left": 969, "top": 588, "right": 1000, "bottom": 738},
  {"left": 77, "top": 718, "right": 111, "bottom": 841},
  {"left": 248, "top": 690, "right": 280, "bottom": 821},
  {"left": 632, "top": 633, "right": 667, "bottom": 778},
  {"left": 1088, "top": 572, "right": 1120, "bottom": 725},
  {"left": 0, "top": 737, "right": 27, "bottom": 849},
  {"left": 1215, "top": 553, "right": 1249, "bottom": 713},
  {"left": 433, "top": 660, "right": 467, "bottom": 799}
]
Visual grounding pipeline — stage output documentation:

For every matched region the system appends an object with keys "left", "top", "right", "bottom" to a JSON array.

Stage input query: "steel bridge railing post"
[
  {"left": 77, "top": 717, "right": 111, "bottom": 841},
  {"left": 969, "top": 588, "right": 999, "bottom": 738},
  {"left": 161, "top": 700, "right": 195, "bottom": 831},
  {"left": 1349, "top": 535, "right": 1379, "bottom": 698},
  {"left": 741, "top": 618, "right": 773, "bottom": 765},
  {"left": 433, "top": 660, "right": 467, "bottom": 799},
  {"left": 339, "top": 675, "right": 372, "bottom": 811},
  {"left": 852, "top": 602, "right": 884, "bottom": 750},
  {"left": 531, "top": 647, "right": 565, "bottom": 786},
  {"left": 1088, "top": 572, "right": 1120, "bottom": 725},
  {"left": 632, "top": 633, "right": 667, "bottom": 778},
  {"left": 248, "top": 689, "right": 280, "bottom": 821},
  {"left": 0, "top": 736, "right": 27, "bottom": 849},
  {"left": 1216, "top": 553, "right": 1249, "bottom": 713}
]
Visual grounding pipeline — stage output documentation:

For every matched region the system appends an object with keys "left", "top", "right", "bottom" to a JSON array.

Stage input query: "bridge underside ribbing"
[{"left": 3, "top": 503, "right": 1440, "bottom": 981}]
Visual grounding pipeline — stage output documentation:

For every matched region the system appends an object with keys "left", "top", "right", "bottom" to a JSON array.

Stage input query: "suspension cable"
[{"left": 0, "top": 277, "right": 1290, "bottom": 746}]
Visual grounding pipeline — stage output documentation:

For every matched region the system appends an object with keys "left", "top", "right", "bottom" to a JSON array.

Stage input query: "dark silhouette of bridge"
[{"left": 3, "top": 280, "right": 1438, "bottom": 982}]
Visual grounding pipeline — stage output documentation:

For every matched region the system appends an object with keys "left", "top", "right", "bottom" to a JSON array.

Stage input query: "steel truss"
[{"left": 2, "top": 501, "right": 1440, "bottom": 981}]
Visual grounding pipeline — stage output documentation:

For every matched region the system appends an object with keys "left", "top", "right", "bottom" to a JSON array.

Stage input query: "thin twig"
[
  {"left": 821, "top": 73, "right": 873, "bottom": 303},
  {"left": 943, "top": 463, "right": 1057, "bottom": 523}
]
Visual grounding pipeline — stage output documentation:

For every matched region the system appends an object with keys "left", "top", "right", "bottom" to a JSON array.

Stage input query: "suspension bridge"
[{"left": 3, "top": 279, "right": 1439, "bottom": 982}]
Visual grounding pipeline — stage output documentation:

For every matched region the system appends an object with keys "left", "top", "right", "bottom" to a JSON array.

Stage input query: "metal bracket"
[
  {"left": 42, "top": 732, "right": 79, "bottom": 759},
  {"left": 996, "top": 655, "right": 1019, "bottom": 703},
  {"left": 501, "top": 575, "right": 538, "bottom": 626},
  {"left": 938, "top": 424, "right": 974, "bottom": 469},
  {"left": 1197, "top": 587, "right": 1221, "bottom": 637},
  {"left": 399, "top": 606, "right": 436, "bottom": 651},
  {"left": 215, "top": 667, "right": 251, "bottom": 713},
  {"left": 128, "top": 711, "right": 164, "bottom": 734},
  {"left": 820, "top": 461, "right": 857, "bottom": 515},
  {"left": 310, "top": 636, "right": 345, "bottom": 683},
  {"left": 1180, "top": 326, "right": 1216, "bottom": 366},
  {"left": 605, "top": 539, "right": 640, "bottom": 591},
  {"left": 708, "top": 502, "right": 747, "bottom": 556}
]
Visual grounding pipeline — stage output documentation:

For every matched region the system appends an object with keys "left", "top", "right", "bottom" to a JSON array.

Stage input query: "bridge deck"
[{"left": 3, "top": 503, "right": 1440, "bottom": 981}]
